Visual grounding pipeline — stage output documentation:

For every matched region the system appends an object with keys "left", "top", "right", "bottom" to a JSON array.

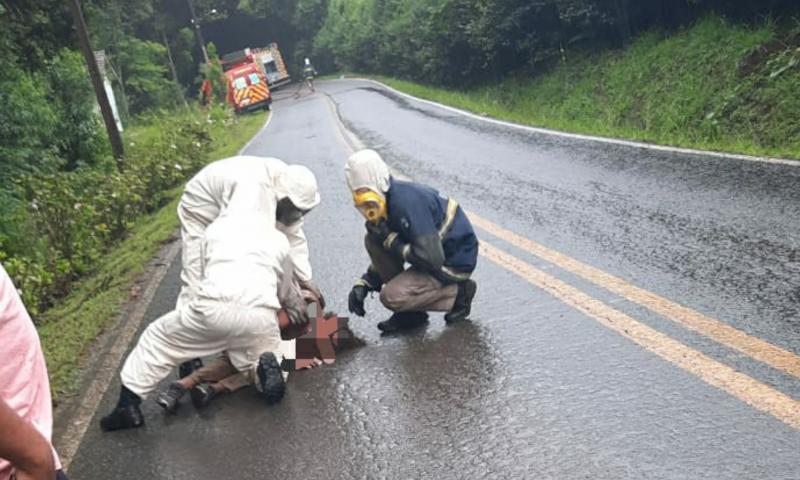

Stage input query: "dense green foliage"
[
  {"left": 373, "top": 16, "right": 800, "bottom": 159},
  {"left": 0, "top": 37, "right": 105, "bottom": 184},
  {"left": 1, "top": 0, "right": 227, "bottom": 317},
  {"left": 312, "top": 0, "right": 799, "bottom": 85},
  {"left": 1, "top": 108, "right": 236, "bottom": 317},
  {"left": 0, "top": 0, "right": 321, "bottom": 197}
]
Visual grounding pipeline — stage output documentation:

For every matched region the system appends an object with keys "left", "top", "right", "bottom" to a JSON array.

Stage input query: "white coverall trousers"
[{"left": 120, "top": 298, "right": 282, "bottom": 399}]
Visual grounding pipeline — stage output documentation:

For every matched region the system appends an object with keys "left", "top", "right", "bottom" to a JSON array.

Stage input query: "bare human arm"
[{"left": 0, "top": 397, "right": 55, "bottom": 480}]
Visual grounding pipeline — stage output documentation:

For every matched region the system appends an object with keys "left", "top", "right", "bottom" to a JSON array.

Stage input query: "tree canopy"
[{"left": 313, "top": 0, "right": 800, "bottom": 84}]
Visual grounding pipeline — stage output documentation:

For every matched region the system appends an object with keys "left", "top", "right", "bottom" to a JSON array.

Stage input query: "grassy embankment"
[
  {"left": 354, "top": 16, "right": 800, "bottom": 159},
  {"left": 40, "top": 111, "right": 266, "bottom": 400}
]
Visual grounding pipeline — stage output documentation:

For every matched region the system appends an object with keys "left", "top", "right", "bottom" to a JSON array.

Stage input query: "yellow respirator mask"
[{"left": 353, "top": 190, "right": 387, "bottom": 224}]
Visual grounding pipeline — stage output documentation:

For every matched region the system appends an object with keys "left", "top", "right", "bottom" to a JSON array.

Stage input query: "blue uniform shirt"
[{"left": 383, "top": 178, "right": 478, "bottom": 282}]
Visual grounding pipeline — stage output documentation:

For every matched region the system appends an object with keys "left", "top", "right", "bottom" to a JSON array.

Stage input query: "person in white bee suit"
[
  {"left": 100, "top": 180, "right": 318, "bottom": 431},
  {"left": 173, "top": 156, "right": 325, "bottom": 381},
  {"left": 177, "top": 155, "right": 323, "bottom": 310}
]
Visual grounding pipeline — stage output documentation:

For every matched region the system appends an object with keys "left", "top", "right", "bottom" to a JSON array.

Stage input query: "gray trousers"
[{"left": 365, "top": 235, "right": 458, "bottom": 313}]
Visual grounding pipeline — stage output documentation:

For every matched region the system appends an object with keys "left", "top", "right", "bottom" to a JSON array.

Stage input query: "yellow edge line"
[
  {"left": 480, "top": 241, "right": 800, "bottom": 429},
  {"left": 469, "top": 211, "right": 800, "bottom": 378}
]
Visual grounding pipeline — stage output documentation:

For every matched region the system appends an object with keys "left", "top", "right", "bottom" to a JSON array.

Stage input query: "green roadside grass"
[
  {"left": 338, "top": 16, "right": 799, "bottom": 160},
  {"left": 41, "top": 111, "right": 266, "bottom": 401}
]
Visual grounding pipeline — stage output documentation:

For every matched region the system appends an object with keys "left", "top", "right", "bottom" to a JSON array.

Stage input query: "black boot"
[
  {"left": 377, "top": 311, "right": 429, "bottom": 333},
  {"left": 257, "top": 352, "right": 285, "bottom": 405},
  {"left": 100, "top": 386, "right": 145, "bottom": 432},
  {"left": 444, "top": 279, "right": 477, "bottom": 323},
  {"left": 178, "top": 357, "right": 203, "bottom": 379},
  {"left": 155, "top": 381, "right": 187, "bottom": 414},
  {"left": 190, "top": 383, "right": 218, "bottom": 409}
]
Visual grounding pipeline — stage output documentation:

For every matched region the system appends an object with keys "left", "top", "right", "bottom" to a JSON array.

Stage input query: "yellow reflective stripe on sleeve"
[
  {"left": 401, "top": 244, "right": 411, "bottom": 261},
  {"left": 383, "top": 232, "right": 399, "bottom": 251},
  {"left": 354, "top": 279, "right": 371, "bottom": 288},
  {"left": 441, "top": 265, "right": 471, "bottom": 282},
  {"left": 439, "top": 198, "right": 459, "bottom": 239}
]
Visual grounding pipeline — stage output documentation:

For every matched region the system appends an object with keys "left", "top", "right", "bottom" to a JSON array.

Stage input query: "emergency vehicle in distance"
[
  {"left": 254, "top": 43, "right": 291, "bottom": 88},
  {"left": 221, "top": 43, "right": 291, "bottom": 114}
]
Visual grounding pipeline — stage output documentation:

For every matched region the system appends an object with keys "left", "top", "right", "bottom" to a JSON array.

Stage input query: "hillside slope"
[{"left": 378, "top": 16, "right": 800, "bottom": 159}]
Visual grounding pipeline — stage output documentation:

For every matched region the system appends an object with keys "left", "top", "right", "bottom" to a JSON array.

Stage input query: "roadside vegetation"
[{"left": 368, "top": 16, "right": 800, "bottom": 159}]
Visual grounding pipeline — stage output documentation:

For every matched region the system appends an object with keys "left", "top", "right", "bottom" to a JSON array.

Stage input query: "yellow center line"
[
  {"left": 468, "top": 211, "right": 800, "bottom": 379},
  {"left": 480, "top": 241, "right": 800, "bottom": 429}
]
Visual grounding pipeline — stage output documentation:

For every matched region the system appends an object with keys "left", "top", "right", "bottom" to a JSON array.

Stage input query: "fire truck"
[
  {"left": 252, "top": 43, "right": 291, "bottom": 89},
  {"left": 221, "top": 49, "right": 272, "bottom": 113},
  {"left": 220, "top": 43, "right": 291, "bottom": 113}
]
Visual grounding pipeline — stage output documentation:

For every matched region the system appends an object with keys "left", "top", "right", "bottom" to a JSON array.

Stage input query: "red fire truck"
[{"left": 221, "top": 49, "right": 272, "bottom": 113}]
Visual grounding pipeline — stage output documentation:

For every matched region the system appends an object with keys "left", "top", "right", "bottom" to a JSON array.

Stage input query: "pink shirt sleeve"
[{"left": 0, "top": 264, "right": 61, "bottom": 477}]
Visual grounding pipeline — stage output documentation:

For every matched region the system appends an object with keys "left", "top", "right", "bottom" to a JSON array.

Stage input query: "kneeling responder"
[
  {"left": 100, "top": 182, "right": 316, "bottom": 432},
  {"left": 176, "top": 156, "right": 324, "bottom": 377},
  {"left": 345, "top": 149, "right": 479, "bottom": 332},
  {"left": 178, "top": 155, "right": 323, "bottom": 309}
]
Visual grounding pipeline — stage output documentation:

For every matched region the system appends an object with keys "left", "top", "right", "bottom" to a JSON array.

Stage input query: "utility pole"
[
  {"left": 68, "top": 0, "right": 125, "bottom": 168},
  {"left": 162, "top": 29, "right": 189, "bottom": 108},
  {"left": 186, "top": 0, "right": 210, "bottom": 64}
]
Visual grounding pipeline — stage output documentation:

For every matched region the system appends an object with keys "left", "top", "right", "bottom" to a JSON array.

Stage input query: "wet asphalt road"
[{"left": 67, "top": 80, "right": 800, "bottom": 479}]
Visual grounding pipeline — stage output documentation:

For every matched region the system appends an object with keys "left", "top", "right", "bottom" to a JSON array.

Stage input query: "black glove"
[
  {"left": 365, "top": 220, "right": 391, "bottom": 245},
  {"left": 348, "top": 284, "right": 369, "bottom": 317}
]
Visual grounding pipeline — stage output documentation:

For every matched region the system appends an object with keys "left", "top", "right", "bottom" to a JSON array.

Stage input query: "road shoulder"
[{"left": 52, "top": 239, "right": 181, "bottom": 469}]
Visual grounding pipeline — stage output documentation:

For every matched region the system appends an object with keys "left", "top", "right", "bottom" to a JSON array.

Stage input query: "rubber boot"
[
  {"left": 377, "top": 311, "right": 429, "bottom": 333},
  {"left": 178, "top": 357, "right": 204, "bottom": 379},
  {"left": 100, "top": 386, "right": 145, "bottom": 431},
  {"left": 257, "top": 352, "right": 285, "bottom": 405},
  {"left": 444, "top": 279, "right": 477, "bottom": 324},
  {"left": 190, "top": 383, "right": 218, "bottom": 409},
  {"left": 155, "top": 381, "right": 187, "bottom": 414}
]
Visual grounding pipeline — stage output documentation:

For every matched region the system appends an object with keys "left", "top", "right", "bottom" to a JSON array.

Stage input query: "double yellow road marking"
[
  {"left": 471, "top": 213, "right": 800, "bottom": 429},
  {"left": 481, "top": 242, "right": 800, "bottom": 429},
  {"left": 469, "top": 212, "right": 800, "bottom": 379}
]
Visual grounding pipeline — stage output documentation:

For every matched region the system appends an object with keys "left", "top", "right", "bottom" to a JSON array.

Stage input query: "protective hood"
[
  {"left": 345, "top": 149, "right": 390, "bottom": 195},
  {"left": 274, "top": 164, "right": 321, "bottom": 211}
]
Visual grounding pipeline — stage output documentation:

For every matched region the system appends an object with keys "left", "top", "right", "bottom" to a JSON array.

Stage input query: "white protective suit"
[
  {"left": 177, "top": 155, "right": 320, "bottom": 309},
  {"left": 121, "top": 184, "right": 295, "bottom": 399}
]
